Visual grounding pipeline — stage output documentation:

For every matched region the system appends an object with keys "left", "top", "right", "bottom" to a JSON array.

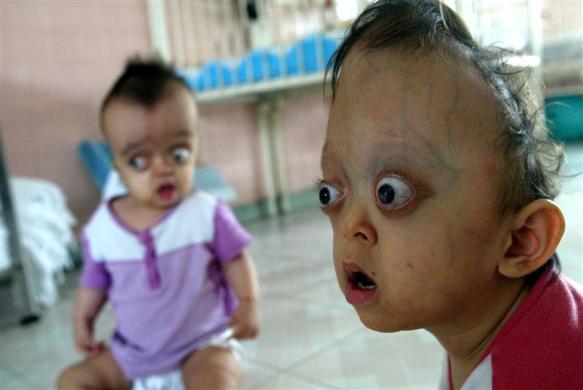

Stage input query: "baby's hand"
[
  {"left": 74, "top": 318, "right": 105, "bottom": 357},
  {"left": 229, "top": 298, "right": 259, "bottom": 340}
]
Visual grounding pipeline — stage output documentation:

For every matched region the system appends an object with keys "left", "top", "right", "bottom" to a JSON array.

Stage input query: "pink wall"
[
  {"left": 0, "top": 1, "right": 329, "bottom": 226},
  {"left": 197, "top": 103, "right": 266, "bottom": 204},
  {"left": 281, "top": 94, "right": 328, "bottom": 193},
  {"left": 0, "top": 0, "right": 151, "bottom": 223},
  {"left": 197, "top": 96, "right": 329, "bottom": 205}
]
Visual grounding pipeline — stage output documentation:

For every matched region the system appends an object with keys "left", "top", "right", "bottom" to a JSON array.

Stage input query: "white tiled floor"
[{"left": 0, "top": 143, "right": 581, "bottom": 390}]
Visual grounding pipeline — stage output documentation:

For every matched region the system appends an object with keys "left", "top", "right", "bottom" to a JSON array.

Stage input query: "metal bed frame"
[{"left": 0, "top": 123, "right": 41, "bottom": 327}]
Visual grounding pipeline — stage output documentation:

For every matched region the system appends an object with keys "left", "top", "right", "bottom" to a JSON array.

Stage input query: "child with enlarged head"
[
  {"left": 58, "top": 58, "right": 259, "bottom": 390},
  {"left": 318, "top": 1, "right": 583, "bottom": 388}
]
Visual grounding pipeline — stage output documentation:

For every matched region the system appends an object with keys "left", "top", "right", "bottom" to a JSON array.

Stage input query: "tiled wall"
[{"left": 0, "top": 1, "right": 329, "bottom": 225}]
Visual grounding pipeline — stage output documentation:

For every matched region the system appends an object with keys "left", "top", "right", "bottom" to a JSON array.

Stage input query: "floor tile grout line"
[
  {"left": 243, "top": 357, "right": 311, "bottom": 388},
  {"left": 260, "top": 277, "right": 339, "bottom": 299},
  {"left": 276, "top": 328, "right": 366, "bottom": 389},
  {"left": 261, "top": 291, "right": 353, "bottom": 313},
  {"left": 0, "top": 359, "right": 41, "bottom": 388},
  {"left": 273, "top": 370, "right": 344, "bottom": 389},
  {"left": 245, "top": 357, "right": 286, "bottom": 372},
  {"left": 240, "top": 359, "right": 282, "bottom": 389},
  {"left": 244, "top": 327, "right": 365, "bottom": 389},
  {"left": 243, "top": 370, "right": 281, "bottom": 389},
  {"left": 246, "top": 360, "right": 342, "bottom": 390},
  {"left": 279, "top": 327, "right": 363, "bottom": 374}
]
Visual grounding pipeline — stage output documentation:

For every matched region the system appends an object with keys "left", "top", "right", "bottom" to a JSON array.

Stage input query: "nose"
[
  {"left": 151, "top": 155, "right": 173, "bottom": 176},
  {"left": 341, "top": 203, "right": 378, "bottom": 246}
]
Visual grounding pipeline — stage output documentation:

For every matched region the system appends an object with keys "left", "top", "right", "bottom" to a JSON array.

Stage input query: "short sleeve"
[
  {"left": 209, "top": 199, "right": 253, "bottom": 262},
  {"left": 78, "top": 233, "right": 111, "bottom": 289}
]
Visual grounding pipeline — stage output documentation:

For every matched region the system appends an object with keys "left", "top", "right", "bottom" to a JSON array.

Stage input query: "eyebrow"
[
  {"left": 121, "top": 141, "right": 144, "bottom": 157},
  {"left": 321, "top": 134, "right": 457, "bottom": 176},
  {"left": 374, "top": 137, "right": 450, "bottom": 171},
  {"left": 121, "top": 129, "right": 193, "bottom": 157}
]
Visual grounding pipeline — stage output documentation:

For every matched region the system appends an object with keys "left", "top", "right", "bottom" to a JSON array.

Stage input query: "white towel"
[{"left": 0, "top": 177, "right": 76, "bottom": 306}]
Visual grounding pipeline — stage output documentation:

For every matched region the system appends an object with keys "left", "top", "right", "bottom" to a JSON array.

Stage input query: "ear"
[{"left": 499, "top": 199, "right": 565, "bottom": 278}]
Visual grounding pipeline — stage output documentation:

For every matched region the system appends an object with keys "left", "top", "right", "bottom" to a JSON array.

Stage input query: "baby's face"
[
  {"left": 320, "top": 48, "right": 514, "bottom": 334},
  {"left": 103, "top": 84, "right": 198, "bottom": 209}
]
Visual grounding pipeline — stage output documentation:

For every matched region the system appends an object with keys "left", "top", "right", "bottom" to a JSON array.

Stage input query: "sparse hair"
[
  {"left": 100, "top": 56, "right": 192, "bottom": 130},
  {"left": 325, "top": 0, "right": 564, "bottom": 279}
]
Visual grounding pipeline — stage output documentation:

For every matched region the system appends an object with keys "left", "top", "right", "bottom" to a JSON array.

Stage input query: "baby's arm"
[
  {"left": 73, "top": 286, "right": 108, "bottom": 356},
  {"left": 222, "top": 251, "right": 260, "bottom": 340}
]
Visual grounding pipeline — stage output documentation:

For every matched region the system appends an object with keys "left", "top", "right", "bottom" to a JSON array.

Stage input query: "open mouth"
[
  {"left": 350, "top": 271, "right": 377, "bottom": 290},
  {"left": 343, "top": 263, "right": 377, "bottom": 304},
  {"left": 345, "top": 263, "right": 377, "bottom": 290},
  {"left": 157, "top": 183, "right": 176, "bottom": 200}
]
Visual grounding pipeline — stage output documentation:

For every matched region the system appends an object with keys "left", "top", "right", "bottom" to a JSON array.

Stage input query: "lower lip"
[
  {"left": 345, "top": 283, "right": 377, "bottom": 305},
  {"left": 158, "top": 187, "right": 176, "bottom": 201}
]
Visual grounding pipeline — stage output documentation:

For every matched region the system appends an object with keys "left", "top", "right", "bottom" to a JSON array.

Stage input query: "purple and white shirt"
[{"left": 79, "top": 191, "right": 252, "bottom": 379}]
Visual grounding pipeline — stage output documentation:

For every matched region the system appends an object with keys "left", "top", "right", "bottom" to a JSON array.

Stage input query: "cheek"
[
  {"left": 331, "top": 223, "right": 349, "bottom": 283},
  {"left": 120, "top": 171, "right": 150, "bottom": 193},
  {"left": 331, "top": 231, "right": 344, "bottom": 265},
  {"left": 376, "top": 225, "right": 462, "bottom": 297},
  {"left": 483, "top": 158, "right": 497, "bottom": 179},
  {"left": 178, "top": 165, "right": 195, "bottom": 184},
  {"left": 376, "top": 221, "right": 447, "bottom": 268},
  {"left": 413, "top": 220, "right": 501, "bottom": 301},
  {"left": 376, "top": 234, "right": 468, "bottom": 325}
]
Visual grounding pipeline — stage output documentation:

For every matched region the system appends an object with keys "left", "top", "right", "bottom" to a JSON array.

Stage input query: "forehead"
[
  {"left": 103, "top": 86, "right": 198, "bottom": 150},
  {"left": 325, "top": 47, "right": 502, "bottom": 171}
]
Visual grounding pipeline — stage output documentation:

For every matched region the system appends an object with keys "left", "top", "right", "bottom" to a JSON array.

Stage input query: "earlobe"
[{"left": 499, "top": 199, "right": 565, "bottom": 278}]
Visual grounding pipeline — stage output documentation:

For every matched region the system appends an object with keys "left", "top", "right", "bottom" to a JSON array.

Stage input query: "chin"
[
  {"left": 355, "top": 309, "right": 409, "bottom": 333},
  {"left": 154, "top": 197, "right": 180, "bottom": 209}
]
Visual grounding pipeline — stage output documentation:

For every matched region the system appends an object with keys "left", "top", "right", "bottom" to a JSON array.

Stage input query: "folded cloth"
[{"left": 0, "top": 177, "right": 76, "bottom": 306}]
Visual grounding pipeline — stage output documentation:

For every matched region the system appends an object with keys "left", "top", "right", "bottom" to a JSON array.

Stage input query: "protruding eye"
[
  {"left": 129, "top": 155, "right": 148, "bottom": 171},
  {"left": 318, "top": 182, "right": 342, "bottom": 207},
  {"left": 375, "top": 176, "right": 413, "bottom": 209},
  {"left": 171, "top": 146, "right": 190, "bottom": 164}
]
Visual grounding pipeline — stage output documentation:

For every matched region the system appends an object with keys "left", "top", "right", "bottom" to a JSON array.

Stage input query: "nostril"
[
  {"left": 354, "top": 231, "right": 368, "bottom": 241},
  {"left": 354, "top": 225, "right": 377, "bottom": 245},
  {"left": 341, "top": 214, "right": 378, "bottom": 245}
]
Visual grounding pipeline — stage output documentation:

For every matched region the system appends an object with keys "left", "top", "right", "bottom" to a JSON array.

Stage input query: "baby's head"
[
  {"left": 319, "top": 0, "right": 565, "bottom": 334},
  {"left": 101, "top": 57, "right": 198, "bottom": 209}
]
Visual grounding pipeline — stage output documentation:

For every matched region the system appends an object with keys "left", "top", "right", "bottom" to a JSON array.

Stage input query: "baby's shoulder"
[
  {"left": 177, "top": 190, "right": 220, "bottom": 219},
  {"left": 184, "top": 190, "right": 218, "bottom": 206},
  {"left": 82, "top": 202, "right": 117, "bottom": 240},
  {"left": 159, "top": 191, "right": 218, "bottom": 231},
  {"left": 151, "top": 191, "right": 220, "bottom": 250},
  {"left": 80, "top": 202, "right": 138, "bottom": 260}
]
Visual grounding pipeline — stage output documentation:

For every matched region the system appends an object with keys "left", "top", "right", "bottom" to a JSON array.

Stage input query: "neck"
[
  {"left": 112, "top": 196, "right": 175, "bottom": 231},
  {"left": 428, "top": 278, "right": 531, "bottom": 389}
]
